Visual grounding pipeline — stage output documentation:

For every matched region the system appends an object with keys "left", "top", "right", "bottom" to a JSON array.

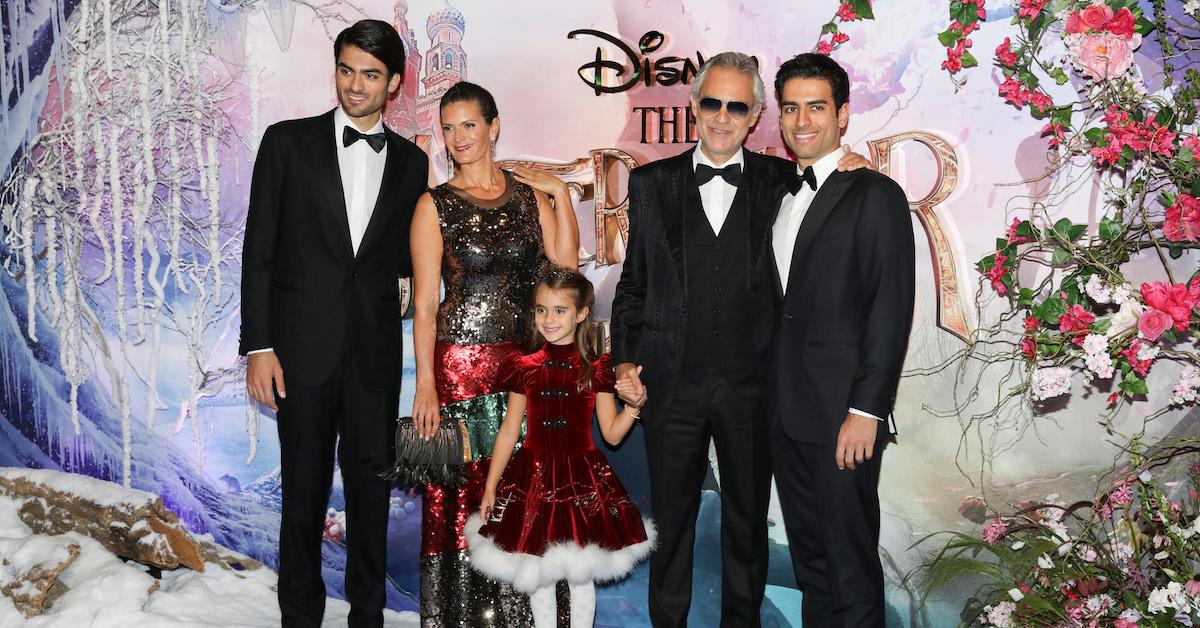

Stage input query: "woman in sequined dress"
[{"left": 408, "top": 81, "right": 580, "bottom": 627}]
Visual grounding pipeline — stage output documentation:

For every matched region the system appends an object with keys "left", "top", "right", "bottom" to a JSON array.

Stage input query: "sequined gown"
[
  {"left": 421, "top": 172, "right": 548, "bottom": 627},
  {"left": 464, "top": 344, "right": 654, "bottom": 593}
]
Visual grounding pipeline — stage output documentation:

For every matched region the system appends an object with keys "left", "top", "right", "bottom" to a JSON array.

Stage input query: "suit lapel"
[
  {"left": 660, "top": 150, "right": 693, "bottom": 284},
  {"left": 313, "top": 110, "right": 354, "bottom": 263},
  {"left": 356, "top": 131, "right": 402, "bottom": 257},
  {"left": 783, "top": 169, "right": 854, "bottom": 297}
]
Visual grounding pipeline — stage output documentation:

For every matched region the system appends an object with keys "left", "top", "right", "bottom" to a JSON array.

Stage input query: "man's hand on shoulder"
[{"left": 835, "top": 144, "right": 874, "bottom": 172}]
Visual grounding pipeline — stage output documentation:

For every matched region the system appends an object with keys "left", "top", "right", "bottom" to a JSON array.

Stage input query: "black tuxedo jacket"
[
  {"left": 239, "top": 109, "right": 429, "bottom": 391},
  {"left": 770, "top": 168, "right": 915, "bottom": 444},
  {"left": 611, "top": 147, "right": 795, "bottom": 420}
]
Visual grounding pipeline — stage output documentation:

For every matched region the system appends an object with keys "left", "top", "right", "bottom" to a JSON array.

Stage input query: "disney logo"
[{"left": 566, "top": 29, "right": 705, "bottom": 96}]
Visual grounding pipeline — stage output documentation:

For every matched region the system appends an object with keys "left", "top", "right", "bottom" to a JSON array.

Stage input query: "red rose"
[
  {"left": 1105, "top": 8, "right": 1136, "bottom": 38},
  {"left": 1080, "top": 4, "right": 1114, "bottom": 30},
  {"left": 1141, "top": 281, "right": 1195, "bottom": 331},
  {"left": 1065, "top": 11, "right": 1086, "bottom": 34}
]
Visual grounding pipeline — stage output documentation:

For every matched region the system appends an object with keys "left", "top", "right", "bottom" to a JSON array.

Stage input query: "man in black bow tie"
[
  {"left": 240, "top": 19, "right": 428, "bottom": 628},
  {"left": 769, "top": 53, "right": 915, "bottom": 628},
  {"left": 612, "top": 51, "right": 868, "bottom": 627}
]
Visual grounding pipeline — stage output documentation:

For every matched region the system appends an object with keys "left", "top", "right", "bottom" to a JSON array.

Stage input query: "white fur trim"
[{"left": 464, "top": 516, "right": 657, "bottom": 594}]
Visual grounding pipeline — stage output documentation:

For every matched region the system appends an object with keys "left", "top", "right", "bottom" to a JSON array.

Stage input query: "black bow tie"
[
  {"left": 695, "top": 163, "right": 741, "bottom": 187},
  {"left": 787, "top": 166, "right": 818, "bottom": 195},
  {"left": 342, "top": 125, "right": 386, "bottom": 152}
]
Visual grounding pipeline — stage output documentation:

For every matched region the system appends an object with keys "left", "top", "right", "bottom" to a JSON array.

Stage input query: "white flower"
[
  {"left": 1111, "top": 283, "right": 1135, "bottom": 306},
  {"left": 1172, "top": 365, "right": 1200, "bottom": 406},
  {"left": 985, "top": 601, "right": 1016, "bottom": 627},
  {"left": 1186, "top": 0, "right": 1200, "bottom": 17},
  {"left": 1119, "top": 608, "right": 1143, "bottom": 622},
  {"left": 1085, "top": 275, "right": 1113, "bottom": 304},
  {"left": 1011, "top": 541, "right": 1025, "bottom": 550},
  {"left": 1085, "top": 594, "right": 1114, "bottom": 613},
  {"left": 1137, "top": 344, "right": 1160, "bottom": 362},
  {"left": 1105, "top": 299, "right": 1143, "bottom": 338},
  {"left": 1031, "top": 367, "right": 1072, "bottom": 401},
  {"left": 1037, "top": 553, "right": 1055, "bottom": 569},
  {"left": 1008, "top": 587, "right": 1024, "bottom": 602},
  {"left": 1147, "top": 581, "right": 1191, "bottom": 615},
  {"left": 1140, "top": 469, "right": 1154, "bottom": 483}
]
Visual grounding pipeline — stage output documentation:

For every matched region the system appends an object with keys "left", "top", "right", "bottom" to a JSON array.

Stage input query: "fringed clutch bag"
[{"left": 378, "top": 416, "right": 471, "bottom": 488}]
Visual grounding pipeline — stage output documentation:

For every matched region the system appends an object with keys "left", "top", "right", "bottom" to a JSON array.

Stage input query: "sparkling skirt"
[{"left": 419, "top": 342, "right": 568, "bottom": 627}]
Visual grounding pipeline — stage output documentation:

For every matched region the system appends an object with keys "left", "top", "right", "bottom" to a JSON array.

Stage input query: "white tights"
[{"left": 529, "top": 581, "right": 595, "bottom": 628}]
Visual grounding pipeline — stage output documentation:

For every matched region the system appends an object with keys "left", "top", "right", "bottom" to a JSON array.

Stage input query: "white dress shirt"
[
  {"left": 692, "top": 146, "right": 744, "bottom": 235},
  {"left": 334, "top": 106, "right": 387, "bottom": 256},
  {"left": 247, "top": 108, "right": 388, "bottom": 357},
  {"left": 771, "top": 149, "right": 882, "bottom": 422}
]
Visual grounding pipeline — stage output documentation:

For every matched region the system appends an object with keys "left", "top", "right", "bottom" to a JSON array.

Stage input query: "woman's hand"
[
  {"left": 510, "top": 165, "right": 569, "bottom": 197},
  {"left": 412, "top": 384, "right": 442, "bottom": 439},
  {"left": 479, "top": 490, "right": 496, "bottom": 523}
]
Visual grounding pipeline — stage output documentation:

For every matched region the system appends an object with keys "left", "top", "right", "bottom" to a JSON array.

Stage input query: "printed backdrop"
[{"left": 3, "top": 1, "right": 1194, "bottom": 625}]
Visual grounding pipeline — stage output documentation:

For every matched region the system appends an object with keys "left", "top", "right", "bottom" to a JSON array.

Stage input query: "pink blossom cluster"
[
  {"left": 994, "top": 37, "right": 1017, "bottom": 66},
  {"left": 987, "top": 251, "right": 1009, "bottom": 294},
  {"left": 1091, "top": 106, "right": 1177, "bottom": 166},
  {"left": 1017, "top": 0, "right": 1050, "bottom": 19},
  {"left": 1164, "top": 193, "right": 1200, "bottom": 242},
  {"left": 1031, "top": 366, "right": 1072, "bottom": 401},
  {"left": 835, "top": 2, "right": 859, "bottom": 21},
  {"left": 998, "top": 75, "right": 1053, "bottom": 113},
  {"left": 1058, "top": 304, "right": 1095, "bottom": 346},
  {"left": 1063, "top": 4, "right": 1143, "bottom": 81},
  {"left": 981, "top": 516, "right": 1008, "bottom": 544},
  {"left": 941, "top": 0, "right": 985, "bottom": 74},
  {"left": 1082, "top": 333, "right": 1114, "bottom": 379},
  {"left": 1021, "top": 316, "right": 1039, "bottom": 358},
  {"left": 1172, "top": 364, "right": 1200, "bottom": 406},
  {"left": 816, "top": 32, "right": 850, "bottom": 56},
  {"left": 1137, "top": 280, "right": 1198, "bottom": 341}
]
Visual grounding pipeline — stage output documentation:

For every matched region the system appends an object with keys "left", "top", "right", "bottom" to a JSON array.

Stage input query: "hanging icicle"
[{"left": 21, "top": 177, "right": 39, "bottom": 343}]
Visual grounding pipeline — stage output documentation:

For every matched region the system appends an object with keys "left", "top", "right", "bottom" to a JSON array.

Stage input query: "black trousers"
[
  {"left": 644, "top": 373, "right": 772, "bottom": 628},
  {"left": 770, "top": 416, "right": 885, "bottom": 628},
  {"left": 275, "top": 350, "right": 396, "bottom": 628}
]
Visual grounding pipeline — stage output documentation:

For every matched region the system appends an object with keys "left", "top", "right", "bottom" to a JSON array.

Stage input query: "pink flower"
[
  {"left": 1028, "top": 91, "right": 1053, "bottom": 114},
  {"left": 1041, "top": 122, "right": 1065, "bottom": 148},
  {"left": 995, "top": 37, "right": 1017, "bottom": 66},
  {"left": 832, "top": 32, "right": 850, "bottom": 45},
  {"left": 1183, "top": 135, "right": 1200, "bottom": 156},
  {"left": 987, "top": 251, "right": 1009, "bottom": 294},
  {"left": 1107, "top": 391, "right": 1119, "bottom": 405},
  {"left": 1077, "top": 32, "right": 1135, "bottom": 80},
  {"left": 1105, "top": 8, "right": 1136, "bottom": 38},
  {"left": 1138, "top": 309, "right": 1173, "bottom": 341},
  {"left": 1110, "top": 479, "right": 1134, "bottom": 507},
  {"left": 1186, "top": 580, "right": 1200, "bottom": 597},
  {"left": 1059, "top": 304, "right": 1096, "bottom": 345},
  {"left": 1123, "top": 339, "right": 1153, "bottom": 376},
  {"left": 1141, "top": 281, "right": 1196, "bottom": 331},
  {"left": 999, "top": 75, "right": 1030, "bottom": 108},
  {"left": 1065, "top": 11, "right": 1086, "bottom": 34},
  {"left": 1080, "top": 4, "right": 1115, "bottom": 30},
  {"left": 835, "top": 2, "right": 859, "bottom": 21},
  {"left": 1018, "top": 0, "right": 1049, "bottom": 19},
  {"left": 962, "top": 21, "right": 980, "bottom": 35},
  {"left": 1006, "top": 218, "right": 1030, "bottom": 244},
  {"left": 817, "top": 39, "right": 833, "bottom": 55},
  {"left": 981, "top": 516, "right": 1007, "bottom": 544},
  {"left": 1164, "top": 193, "right": 1200, "bottom": 242}
]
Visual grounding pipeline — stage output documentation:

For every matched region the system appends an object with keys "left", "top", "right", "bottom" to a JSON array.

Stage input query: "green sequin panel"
[{"left": 441, "top": 392, "right": 524, "bottom": 461}]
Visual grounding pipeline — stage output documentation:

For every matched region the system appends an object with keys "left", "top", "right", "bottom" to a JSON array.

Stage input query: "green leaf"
[
  {"left": 1170, "top": 245, "right": 1184, "bottom": 259},
  {"left": 1092, "top": 318, "right": 1112, "bottom": 334},
  {"left": 1050, "top": 68, "right": 1069, "bottom": 86},
  {"left": 961, "top": 50, "right": 979, "bottom": 69},
  {"left": 1155, "top": 107, "right": 1175, "bottom": 128},
  {"left": 1099, "top": 217, "right": 1123, "bottom": 241},
  {"left": 1191, "top": 179, "right": 1200, "bottom": 197},
  {"left": 1037, "top": 297, "right": 1067, "bottom": 325},
  {"left": 1016, "top": 221, "right": 1038, "bottom": 239},
  {"left": 1135, "top": 15, "right": 1155, "bottom": 36},
  {"left": 822, "top": 22, "right": 839, "bottom": 35},
  {"left": 995, "top": 238, "right": 1010, "bottom": 251},
  {"left": 1084, "top": 128, "right": 1106, "bottom": 142},
  {"left": 1163, "top": 328, "right": 1179, "bottom": 344},
  {"left": 850, "top": 0, "right": 874, "bottom": 20},
  {"left": 937, "top": 29, "right": 958, "bottom": 47},
  {"left": 1019, "top": 288, "right": 1035, "bottom": 307},
  {"left": 1120, "top": 374, "right": 1149, "bottom": 395},
  {"left": 1051, "top": 246, "right": 1071, "bottom": 264},
  {"left": 1067, "top": 224, "right": 1087, "bottom": 241},
  {"left": 1028, "top": 11, "right": 1051, "bottom": 41},
  {"left": 1053, "top": 218, "right": 1072, "bottom": 233},
  {"left": 1119, "top": 144, "right": 1136, "bottom": 164}
]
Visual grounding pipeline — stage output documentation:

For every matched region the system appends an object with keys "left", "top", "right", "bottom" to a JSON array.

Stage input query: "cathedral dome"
[{"left": 426, "top": 2, "right": 465, "bottom": 37}]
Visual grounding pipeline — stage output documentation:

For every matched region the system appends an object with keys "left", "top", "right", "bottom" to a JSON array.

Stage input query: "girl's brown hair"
[{"left": 530, "top": 268, "right": 604, "bottom": 390}]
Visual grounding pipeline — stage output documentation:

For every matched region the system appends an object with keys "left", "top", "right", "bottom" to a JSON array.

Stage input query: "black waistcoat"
[{"left": 681, "top": 189, "right": 753, "bottom": 381}]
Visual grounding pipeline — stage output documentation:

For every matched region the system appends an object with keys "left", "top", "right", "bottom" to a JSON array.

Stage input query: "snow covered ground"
[{"left": 0, "top": 494, "right": 418, "bottom": 627}]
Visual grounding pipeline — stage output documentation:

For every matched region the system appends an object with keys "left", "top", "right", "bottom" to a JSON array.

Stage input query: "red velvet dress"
[{"left": 465, "top": 343, "right": 655, "bottom": 593}]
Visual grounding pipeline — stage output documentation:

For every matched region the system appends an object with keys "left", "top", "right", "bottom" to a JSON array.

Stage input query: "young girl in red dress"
[{"left": 465, "top": 268, "right": 655, "bottom": 628}]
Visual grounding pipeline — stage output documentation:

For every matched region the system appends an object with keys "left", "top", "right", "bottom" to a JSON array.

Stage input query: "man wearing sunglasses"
[{"left": 611, "top": 51, "right": 870, "bottom": 627}]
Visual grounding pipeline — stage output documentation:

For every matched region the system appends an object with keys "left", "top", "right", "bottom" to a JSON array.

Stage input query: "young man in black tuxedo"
[
  {"left": 240, "top": 19, "right": 429, "bottom": 628},
  {"left": 769, "top": 53, "right": 915, "bottom": 627},
  {"left": 611, "top": 51, "right": 869, "bottom": 627}
]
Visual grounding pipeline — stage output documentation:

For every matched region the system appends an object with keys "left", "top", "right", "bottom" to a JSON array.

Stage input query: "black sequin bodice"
[{"left": 432, "top": 172, "right": 546, "bottom": 345}]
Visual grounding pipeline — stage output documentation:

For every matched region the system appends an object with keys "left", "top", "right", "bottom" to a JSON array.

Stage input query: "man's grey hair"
[{"left": 689, "top": 51, "right": 766, "bottom": 110}]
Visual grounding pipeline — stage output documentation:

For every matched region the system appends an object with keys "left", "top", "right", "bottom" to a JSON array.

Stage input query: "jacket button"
[{"left": 784, "top": 314, "right": 794, "bottom": 320}]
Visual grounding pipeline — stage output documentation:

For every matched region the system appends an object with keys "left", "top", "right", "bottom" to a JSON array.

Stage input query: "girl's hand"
[
  {"left": 510, "top": 165, "right": 569, "bottom": 197},
  {"left": 615, "top": 375, "right": 647, "bottom": 408},
  {"left": 479, "top": 490, "right": 496, "bottom": 523},
  {"left": 413, "top": 384, "right": 442, "bottom": 439}
]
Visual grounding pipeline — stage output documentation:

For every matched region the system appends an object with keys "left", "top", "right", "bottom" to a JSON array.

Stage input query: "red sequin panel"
[
  {"left": 422, "top": 459, "right": 492, "bottom": 556},
  {"left": 434, "top": 341, "right": 520, "bottom": 406}
]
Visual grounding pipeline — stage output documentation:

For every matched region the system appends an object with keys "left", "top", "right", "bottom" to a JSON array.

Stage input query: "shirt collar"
[
  {"left": 799, "top": 148, "right": 843, "bottom": 192},
  {"left": 334, "top": 106, "right": 385, "bottom": 137},
  {"left": 693, "top": 145, "right": 745, "bottom": 171}
]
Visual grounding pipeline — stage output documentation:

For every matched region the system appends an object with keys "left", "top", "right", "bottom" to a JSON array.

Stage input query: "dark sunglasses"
[{"left": 697, "top": 97, "right": 752, "bottom": 119}]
